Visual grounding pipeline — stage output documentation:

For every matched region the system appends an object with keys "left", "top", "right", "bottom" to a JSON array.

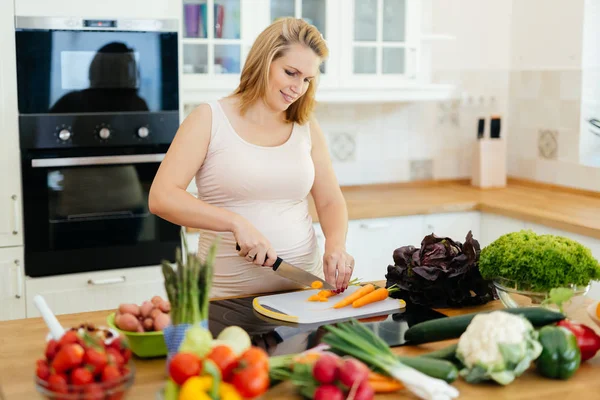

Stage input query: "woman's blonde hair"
[{"left": 231, "top": 17, "right": 329, "bottom": 125}]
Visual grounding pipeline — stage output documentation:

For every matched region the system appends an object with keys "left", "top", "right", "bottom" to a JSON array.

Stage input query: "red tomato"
[
  {"left": 70, "top": 367, "right": 94, "bottom": 386},
  {"left": 231, "top": 365, "right": 270, "bottom": 398},
  {"left": 238, "top": 347, "right": 269, "bottom": 372},
  {"left": 207, "top": 345, "right": 239, "bottom": 381},
  {"left": 168, "top": 353, "right": 202, "bottom": 386}
]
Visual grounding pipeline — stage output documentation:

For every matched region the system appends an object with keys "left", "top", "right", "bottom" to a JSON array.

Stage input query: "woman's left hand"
[{"left": 323, "top": 244, "right": 354, "bottom": 292}]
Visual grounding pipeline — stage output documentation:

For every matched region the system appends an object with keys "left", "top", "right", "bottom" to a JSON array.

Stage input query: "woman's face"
[{"left": 267, "top": 44, "right": 321, "bottom": 112}]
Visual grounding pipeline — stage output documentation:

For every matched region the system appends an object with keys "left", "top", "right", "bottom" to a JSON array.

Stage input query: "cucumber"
[
  {"left": 396, "top": 355, "right": 458, "bottom": 383},
  {"left": 405, "top": 307, "right": 565, "bottom": 344},
  {"left": 419, "top": 344, "right": 459, "bottom": 364}
]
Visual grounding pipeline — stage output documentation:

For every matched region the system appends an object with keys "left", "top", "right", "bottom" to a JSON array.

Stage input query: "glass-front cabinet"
[{"left": 339, "top": 0, "right": 421, "bottom": 88}]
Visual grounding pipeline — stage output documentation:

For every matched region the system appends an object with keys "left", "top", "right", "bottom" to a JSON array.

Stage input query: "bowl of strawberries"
[{"left": 35, "top": 329, "right": 135, "bottom": 400}]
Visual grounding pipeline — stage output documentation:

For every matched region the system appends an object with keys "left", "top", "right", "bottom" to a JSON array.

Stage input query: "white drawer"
[{"left": 26, "top": 266, "right": 167, "bottom": 318}]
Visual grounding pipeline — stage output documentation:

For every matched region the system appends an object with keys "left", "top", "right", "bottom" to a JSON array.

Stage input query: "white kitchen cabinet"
[
  {"left": 423, "top": 211, "right": 481, "bottom": 244},
  {"left": 0, "top": 0, "right": 24, "bottom": 248},
  {"left": 181, "top": 0, "right": 454, "bottom": 104},
  {"left": 26, "top": 266, "right": 167, "bottom": 318},
  {"left": 0, "top": 247, "right": 26, "bottom": 321},
  {"left": 346, "top": 216, "right": 425, "bottom": 282},
  {"left": 479, "top": 213, "right": 527, "bottom": 247}
]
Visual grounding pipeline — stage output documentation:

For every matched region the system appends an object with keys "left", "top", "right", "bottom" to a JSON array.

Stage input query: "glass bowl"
[
  {"left": 35, "top": 362, "right": 135, "bottom": 400},
  {"left": 493, "top": 278, "right": 590, "bottom": 313}
]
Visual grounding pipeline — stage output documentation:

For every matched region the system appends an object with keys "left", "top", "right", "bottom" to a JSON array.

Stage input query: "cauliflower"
[{"left": 456, "top": 311, "right": 543, "bottom": 385}]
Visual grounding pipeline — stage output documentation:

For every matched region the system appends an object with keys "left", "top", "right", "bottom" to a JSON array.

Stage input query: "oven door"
[{"left": 21, "top": 147, "right": 180, "bottom": 277}]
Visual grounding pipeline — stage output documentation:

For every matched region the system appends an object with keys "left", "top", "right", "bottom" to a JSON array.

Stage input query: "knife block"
[{"left": 471, "top": 138, "right": 507, "bottom": 188}]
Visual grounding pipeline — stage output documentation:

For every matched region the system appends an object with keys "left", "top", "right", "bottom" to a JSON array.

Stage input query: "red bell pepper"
[{"left": 557, "top": 319, "right": 600, "bottom": 361}]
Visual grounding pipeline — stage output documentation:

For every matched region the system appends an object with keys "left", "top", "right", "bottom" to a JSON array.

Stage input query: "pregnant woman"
[{"left": 149, "top": 17, "right": 354, "bottom": 298}]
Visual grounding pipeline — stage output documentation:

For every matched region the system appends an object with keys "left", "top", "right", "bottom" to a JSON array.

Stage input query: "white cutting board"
[{"left": 253, "top": 286, "right": 406, "bottom": 324}]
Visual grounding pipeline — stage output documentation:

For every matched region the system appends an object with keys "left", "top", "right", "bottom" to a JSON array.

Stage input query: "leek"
[{"left": 323, "top": 320, "right": 459, "bottom": 400}]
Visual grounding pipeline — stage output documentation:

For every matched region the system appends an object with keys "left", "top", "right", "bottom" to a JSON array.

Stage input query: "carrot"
[
  {"left": 369, "top": 379, "right": 404, "bottom": 393},
  {"left": 311, "top": 281, "right": 323, "bottom": 289},
  {"left": 352, "top": 284, "right": 400, "bottom": 308},
  {"left": 317, "top": 290, "right": 337, "bottom": 298},
  {"left": 307, "top": 294, "right": 323, "bottom": 302},
  {"left": 333, "top": 284, "right": 375, "bottom": 309}
]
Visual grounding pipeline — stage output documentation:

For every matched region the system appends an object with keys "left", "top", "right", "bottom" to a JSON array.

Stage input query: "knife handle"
[{"left": 236, "top": 243, "right": 281, "bottom": 269}]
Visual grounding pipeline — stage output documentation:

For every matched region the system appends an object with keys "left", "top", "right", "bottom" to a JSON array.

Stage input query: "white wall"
[{"left": 14, "top": 0, "right": 179, "bottom": 19}]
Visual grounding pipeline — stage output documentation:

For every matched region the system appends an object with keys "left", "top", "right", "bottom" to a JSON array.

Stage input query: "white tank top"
[{"left": 195, "top": 100, "right": 323, "bottom": 298}]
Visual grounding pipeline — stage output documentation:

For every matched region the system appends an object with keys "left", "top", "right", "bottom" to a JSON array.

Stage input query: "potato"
[
  {"left": 158, "top": 301, "right": 171, "bottom": 313},
  {"left": 140, "top": 301, "right": 154, "bottom": 318},
  {"left": 151, "top": 296, "right": 163, "bottom": 306},
  {"left": 150, "top": 308, "right": 163, "bottom": 320},
  {"left": 153, "top": 313, "right": 171, "bottom": 331},
  {"left": 118, "top": 303, "right": 140, "bottom": 317},
  {"left": 115, "top": 313, "right": 142, "bottom": 332},
  {"left": 142, "top": 318, "right": 155, "bottom": 331}
]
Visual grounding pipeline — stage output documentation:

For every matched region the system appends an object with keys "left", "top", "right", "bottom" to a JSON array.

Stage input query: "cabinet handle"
[
  {"left": 87, "top": 276, "right": 126, "bottom": 286},
  {"left": 359, "top": 222, "right": 391, "bottom": 230},
  {"left": 11, "top": 194, "right": 19, "bottom": 235},
  {"left": 14, "top": 259, "right": 22, "bottom": 299}
]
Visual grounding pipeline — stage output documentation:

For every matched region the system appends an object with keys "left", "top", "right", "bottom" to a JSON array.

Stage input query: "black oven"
[{"left": 15, "top": 17, "right": 181, "bottom": 277}]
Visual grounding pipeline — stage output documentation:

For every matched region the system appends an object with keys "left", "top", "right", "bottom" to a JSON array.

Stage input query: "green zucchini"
[
  {"left": 405, "top": 307, "right": 565, "bottom": 344},
  {"left": 419, "top": 344, "right": 459, "bottom": 364},
  {"left": 396, "top": 355, "right": 458, "bottom": 383}
]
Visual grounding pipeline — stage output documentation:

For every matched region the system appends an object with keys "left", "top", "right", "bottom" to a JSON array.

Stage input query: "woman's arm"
[
  {"left": 309, "top": 118, "right": 354, "bottom": 290},
  {"left": 149, "top": 104, "right": 276, "bottom": 266}
]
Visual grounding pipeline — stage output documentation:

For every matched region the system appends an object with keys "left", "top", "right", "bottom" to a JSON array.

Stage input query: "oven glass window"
[
  {"left": 16, "top": 30, "right": 178, "bottom": 114},
  {"left": 46, "top": 164, "right": 159, "bottom": 249}
]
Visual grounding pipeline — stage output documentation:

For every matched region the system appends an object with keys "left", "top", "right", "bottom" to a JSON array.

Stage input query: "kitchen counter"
[
  {"left": 186, "top": 178, "right": 600, "bottom": 240},
  {"left": 2, "top": 293, "right": 600, "bottom": 400}
]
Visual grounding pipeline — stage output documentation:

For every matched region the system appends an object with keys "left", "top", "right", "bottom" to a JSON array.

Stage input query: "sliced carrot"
[
  {"left": 333, "top": 284, "right": 375, "bottom": 309},
  {"left": 368, "top": 379, "right": 404, "bottom": 393},
  {"left": 311, "top": 280, "right": 323, "bottom": 289},
  {"left": 307, "top": 294, "right": 322, "bottom": 302},
  {"left": 596, "top": 302, "right": 600, "bottom": 319},
  {"left": 317, "top": 290, "right": 337, "bottom": 299}
]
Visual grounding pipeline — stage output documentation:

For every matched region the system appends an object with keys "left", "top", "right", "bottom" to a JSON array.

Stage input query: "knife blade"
[{"left": 236, "top": 243, "right": 335, "bottom": 290}]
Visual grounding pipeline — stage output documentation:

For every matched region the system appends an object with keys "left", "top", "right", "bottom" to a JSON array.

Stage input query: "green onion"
[{"left": 323, "top": 320, "right": 460, "bottom": 400}]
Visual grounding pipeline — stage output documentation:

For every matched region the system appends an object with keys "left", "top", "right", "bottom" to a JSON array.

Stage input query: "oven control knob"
[
  {"left": 98, "top": 127, "right": 111, "bottom": 140},
  {"left": 137, "top": 126, "right": 149, "bottom": 138},
  {"left": 58, "top": 129, "right": 71, "bottom": 141}
]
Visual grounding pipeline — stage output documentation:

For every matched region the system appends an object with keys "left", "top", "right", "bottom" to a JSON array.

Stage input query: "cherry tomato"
[
  {"left": 238, "top": 347, "right": 269, "bottom": 372},
  {"left": 168, "top": 353, "right": 202, "bottom": 386},
  {"left": 231, "top": 365, "right": 270, "bottom": 398},
  {"left": 207, "top": 345, "right": 239, "bottom": 381}
]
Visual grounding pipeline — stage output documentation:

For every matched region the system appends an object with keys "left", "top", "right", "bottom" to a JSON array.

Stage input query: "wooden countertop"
[
  {"left": 2, "top": 296, "right": 600, "bottom": 400},
  {"left": 186, "top": 178, "right": 600, "bottom": 240}
]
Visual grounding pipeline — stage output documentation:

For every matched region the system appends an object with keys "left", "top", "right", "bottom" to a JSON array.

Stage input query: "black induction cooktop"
[{"left": 207, "top": 297, "right": 447, "bottom": 356}]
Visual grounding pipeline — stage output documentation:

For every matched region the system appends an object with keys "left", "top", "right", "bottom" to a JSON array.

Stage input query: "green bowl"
[{"left": 106, "top": 313, "right": 168, "bottom": 358}]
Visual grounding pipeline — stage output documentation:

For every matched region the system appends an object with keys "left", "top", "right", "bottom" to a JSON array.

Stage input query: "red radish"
[
  {"left": 314, "top": 384, "right": 344, "bottom": 400},
  {"left": 312, "top": 353, "right": 339, "bottom": 384},
  {"left": 354, "top": 381, "right": 375, "bottom": 400},
  {"left": 339, "top": 357, "right": 369, "bottom": 387}
]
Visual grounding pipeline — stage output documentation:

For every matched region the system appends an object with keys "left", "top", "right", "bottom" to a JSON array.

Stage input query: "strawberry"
[
  {"left": 106, "top": 348, "right": 125, "bottom": 368},
  {"left": 82, "top": 383, "right": 104, "bottom": 400},
  {"left": 109, "top": 337, "right": 132, "bottom": 363},
  {"left": 70, "top": 367, "right": 94, "bottom": 386},
  {"left": 47, "top": 374, "right": 68, "bottom": 393},
  {"left": 101, "top": 364, "right": 122, "bottom": 389},
  {"left": 45, "top": 339, "right": 60, "bottom": 361},
  {"left": 84, "top": 347, "right": 108, "bottom": 376},
  {"left": 36, "top": 359, "right": 50, "bottom": 381},
  {"left": 52, "top": 343, "right": 85, "bottom": 374},
  {"left": 58, "top": 331, "right": 80, "bottom": 348}
]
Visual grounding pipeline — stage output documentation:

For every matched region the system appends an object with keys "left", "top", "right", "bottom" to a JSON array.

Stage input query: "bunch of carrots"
[{"left": 308, "top": 281, "right": 401, "bottom": 309}]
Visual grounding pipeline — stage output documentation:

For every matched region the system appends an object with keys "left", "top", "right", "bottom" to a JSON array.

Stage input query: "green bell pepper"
[{"left": 535, "top": 326, "right": 581, "bottom": 380}]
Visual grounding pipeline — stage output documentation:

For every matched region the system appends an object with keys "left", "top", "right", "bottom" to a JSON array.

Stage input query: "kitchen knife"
[{"left": 236, "top": 244, "right": 335, "bottom": 290}]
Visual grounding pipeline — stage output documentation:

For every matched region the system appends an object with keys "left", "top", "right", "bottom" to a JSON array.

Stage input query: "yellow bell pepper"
[
  {"left": 178, "top": 377, "right": 211, "bottom": 400},
  {"left": 219, "top": 382, "right": 242, "bottom": 400}
]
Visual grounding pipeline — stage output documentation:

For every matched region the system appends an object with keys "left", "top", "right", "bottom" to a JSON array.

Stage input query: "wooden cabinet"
[
  {"left": 25, "top": 266, "right": 167, "bottom": 318},
  {"left": 0, "top": 0, "right": 23, "bottom": 248},
  {"left": 0, "top": 247, "right": 26, "bottom": 321},
  {"left": 181, "top": 0, "right": 454, "bottom": 104}
]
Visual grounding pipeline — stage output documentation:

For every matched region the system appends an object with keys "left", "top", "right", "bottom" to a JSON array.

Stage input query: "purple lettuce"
[{"left": 385, "top": 231, "right": 495, "bottom": 308}]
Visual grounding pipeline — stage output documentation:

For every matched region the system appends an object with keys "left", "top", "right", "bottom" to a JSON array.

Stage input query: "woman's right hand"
[{"left": 233, "top": 217, "right": 277, "bottom": 267}]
